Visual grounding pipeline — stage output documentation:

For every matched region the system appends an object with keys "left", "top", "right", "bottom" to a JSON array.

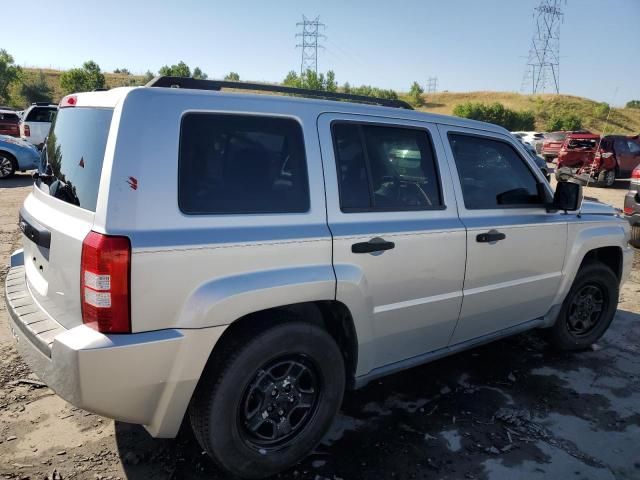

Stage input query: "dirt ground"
[{"left": 1, "top": 173, "right": 639, "bottom": 480}]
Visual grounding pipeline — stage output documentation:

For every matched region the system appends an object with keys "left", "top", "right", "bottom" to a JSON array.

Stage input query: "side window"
[
  {"left": 332, "top": 122, "right": 442, "bottom": 212},
  {"left": 627, "top": 140, "right": 640, "bottom": 154},
  {"left": 615, "top": 139, "right": 630, "bottom": 155},
  {"left": 179, "top": 113, "right": 309, "bottom": 214},
  {"left": 448, "top": 133, "right": 542, "bottom": 210}
]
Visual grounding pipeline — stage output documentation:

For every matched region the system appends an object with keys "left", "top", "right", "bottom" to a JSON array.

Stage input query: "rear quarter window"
[
  {"left": 179, "top": 113, "right": 310, "bottom": 215},
  {"left": 26, "top": 107, "right": 57, "bottom": 122}
]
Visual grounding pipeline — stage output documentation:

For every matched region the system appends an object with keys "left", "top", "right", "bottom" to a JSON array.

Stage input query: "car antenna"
[{"left": 577, "top": 87, "right": 618, "bottom": 217}]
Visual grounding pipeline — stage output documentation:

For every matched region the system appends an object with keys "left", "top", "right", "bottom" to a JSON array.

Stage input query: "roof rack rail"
[{"left": 146, "top": 76, "right": 413, "bottom": 110}]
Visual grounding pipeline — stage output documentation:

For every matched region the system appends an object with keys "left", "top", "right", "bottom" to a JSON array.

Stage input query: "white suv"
[
  {"left": 19, "top": 103, "right": 58, "bottom": 148},
  {"left": 5, "top": 78, "right": 633, "bottom": 478}
]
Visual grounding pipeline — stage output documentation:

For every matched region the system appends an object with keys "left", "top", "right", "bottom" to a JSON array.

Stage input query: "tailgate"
[
  {"left": 20, "top": 106, "right": 113, "bottom": 330},
  {"left": 21, "top": 190, "right": 94, "bottom": 330}
]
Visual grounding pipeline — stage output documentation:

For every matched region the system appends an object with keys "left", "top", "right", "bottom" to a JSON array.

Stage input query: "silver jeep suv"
[{"left": 5, "top": 77, "right": 634, "bottom": 478}]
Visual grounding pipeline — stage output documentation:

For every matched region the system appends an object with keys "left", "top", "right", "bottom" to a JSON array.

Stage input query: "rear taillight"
[
  {"left": 23, "top": 124, "right": 30, "bottom": 137},
  {"left": 632, "top": 167, "right": 640, "bottom": 179},
  {"left": 81, "top": 231, "right": 131, "bottom": 333}
]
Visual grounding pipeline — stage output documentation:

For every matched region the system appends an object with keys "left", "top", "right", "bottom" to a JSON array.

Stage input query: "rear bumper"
[{"left": 5, "top": 249, "right": 226, "bottom": 438}]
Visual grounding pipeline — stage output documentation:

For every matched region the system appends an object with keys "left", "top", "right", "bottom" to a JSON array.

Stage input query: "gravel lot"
[{"left": 1, "top": 173, "right": 639, "bottom": 480}]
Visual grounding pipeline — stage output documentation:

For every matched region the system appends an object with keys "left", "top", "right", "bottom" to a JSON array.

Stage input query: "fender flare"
[{"left": 176, "top": 264, "right": 337, "bottom": 329}]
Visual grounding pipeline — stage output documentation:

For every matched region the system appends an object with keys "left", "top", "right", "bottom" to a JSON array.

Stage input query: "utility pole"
[
  {"left": 521, "top": 0, "right": 564, "bottom": 94},
  {"left": 427, "top": 77, "right": 438, "bottom": 94},
  {"left": 296, "top": 16, "right": 326, "bottom": 76}
]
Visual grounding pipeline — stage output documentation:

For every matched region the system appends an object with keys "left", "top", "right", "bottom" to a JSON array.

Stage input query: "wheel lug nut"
[
  {"left": 271, "top": 389, "right": 277, "bottom": 396},
  {"left": 278, "top": 409, "right": 284, "bottom": 416},
  {"left": 267, "top": 406, "right": 273, "bottom": 412}
]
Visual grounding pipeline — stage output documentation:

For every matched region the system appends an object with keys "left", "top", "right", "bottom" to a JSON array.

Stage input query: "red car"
[
  {"left": 556, "top": 134, "right": 640, "bottom": 187},
  {"left": 0, "top": 109, "right": 20, "bottom": 137},
  {"left": 541, "top": 131, "right": 568, "bottom": 161}
]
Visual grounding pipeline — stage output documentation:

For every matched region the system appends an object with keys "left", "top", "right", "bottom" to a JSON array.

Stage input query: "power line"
[
  {"left": 521, "top": 0, "right": 565, "bottom": 94},
  {"left": 295, "top": 15, "right": 326, "bottom": 76}
]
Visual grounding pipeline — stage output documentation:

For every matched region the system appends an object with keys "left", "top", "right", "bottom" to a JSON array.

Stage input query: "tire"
[
  {"left": 547, "top": 262, "right": 619, "bottom": 350},
  {"left": 0, "top": 152, "right": 16, "bottom": 179},
  {"left": 631, "top": 225, "right": 640, "bottom": 248},
  {"left": 189, "top": 320, "right": 345, "bottom": 479},
  {"left": 596, "top": 169, "right": 616, "bottom": 188}
]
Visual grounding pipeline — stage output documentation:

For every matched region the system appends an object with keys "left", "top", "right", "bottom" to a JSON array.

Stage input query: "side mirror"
[{"left": 550, "top": 181, "right": 582, "bottom": 212}]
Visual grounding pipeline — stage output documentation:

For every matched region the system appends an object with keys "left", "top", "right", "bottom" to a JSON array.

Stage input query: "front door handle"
[
  {"left": 352, "top": 237, "right": 395, "bottom": 254},
  {"left": 476, "top": 230, "right": 506, "bottom": 243}
]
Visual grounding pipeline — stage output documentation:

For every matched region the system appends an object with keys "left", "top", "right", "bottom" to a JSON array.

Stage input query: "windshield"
[{"left": 39, "top": 107, "right": 113, "bottom": 211}]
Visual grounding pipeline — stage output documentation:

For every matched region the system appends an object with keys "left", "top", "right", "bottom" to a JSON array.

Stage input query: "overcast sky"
[{"left": 4, "top": 0, "right": 639, "bottom": 105}]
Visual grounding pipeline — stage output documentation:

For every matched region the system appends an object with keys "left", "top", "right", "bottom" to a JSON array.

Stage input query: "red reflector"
[
  {"left": 624, "top": 207, "right": 633, "bottom": 215},
  {"left": 60, "top": 95, "right": 77, "bottom": 108},
  {"left": 632, "top": 167, "right": 640, "bottom": 179},
  {"left": 81, "top": 231, "right": 131, "bottom": 333}
]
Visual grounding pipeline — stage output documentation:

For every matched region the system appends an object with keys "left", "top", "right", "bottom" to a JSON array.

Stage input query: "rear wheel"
[
  {"left": 189, "top": 320, "right": 345, "bottom": 479},
  {"left": 597, "top": 169, "right": 616, "bottom": 188},
  {"left": 547, "top": 262, "right": 619, "bottom": 350},
  {"left": 0, "top": 152, "right": 16, "bottom": 179},
  {"left": 631, "top": 226, "right": 640, "bottom": 248}
]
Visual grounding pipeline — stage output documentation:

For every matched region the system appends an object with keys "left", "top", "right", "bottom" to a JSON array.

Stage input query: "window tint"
[
  {"left": 0, "top": 112, "right": 19, "bottom": 121},
  {"left": 26, "top": 107, "right": 57, "bottom": 122},
  {"left": 333, "top": 123, "right": 442, "bottom": 211},
  {"left": 615, "top": 139, "right": 630, "bottom": 154},
  {"left": 179, "top": 114, "right": 309, "bottom": 215},
  {"left": 627, "top": 140, "right": 640, "bottom": 154},
  {"left": 449, "top": 134, "right": 542, "bottom": 210}
]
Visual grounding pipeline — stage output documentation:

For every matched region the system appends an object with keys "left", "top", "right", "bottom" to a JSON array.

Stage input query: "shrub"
[
  {"left": 545, "top": 114, "right": 582, "bottom": 132},
  {"left": 408, "top": 81, "right": 424, "bottom": 107},
  {"left": 626, "top": 100, "right": 640, "bottom": 109},
  {"left": 452, "top": 102, "right": 534, "bottom": 130}
]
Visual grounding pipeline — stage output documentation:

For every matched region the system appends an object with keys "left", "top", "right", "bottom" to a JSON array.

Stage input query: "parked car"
[
  {"left": 513, "top": 131, "right": 546, "bottom": 152},
  {"left": 599, "top": 135, "right": 640, "bottom": 182},
  {"left": 624, "top": 164, "right": 640, "bottom": 247},
  {"left": 19, "top": 103, "right": 57, "bottom": 148},
  {"left": 0, "top": 134, "right": 41, "bottom": 178},
  {"left": 0, "top": 109, "right": 20, "bottom": 137},
  {"left": 556, "top": 134, "right": 640, "bottom": 187},
  {"left": 5, "top": 79, "right": 633, "bottom": 479},
  {"left": 541, "top": 131, "right": 568, "bottom": 160}
]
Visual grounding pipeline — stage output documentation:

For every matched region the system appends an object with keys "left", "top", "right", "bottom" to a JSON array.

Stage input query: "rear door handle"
[
  {"left": 476, "top": 230, "right": 506, "bottom": 243},
  {"left": 352, "top": 237, "right": 395, "bottom": 254}
]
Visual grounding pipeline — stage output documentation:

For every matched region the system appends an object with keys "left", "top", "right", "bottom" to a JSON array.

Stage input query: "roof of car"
[{"left": 72, "top": 85, "right": 510, "bottom": 136}]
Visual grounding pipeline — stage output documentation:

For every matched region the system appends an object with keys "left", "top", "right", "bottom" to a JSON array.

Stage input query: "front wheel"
[
  {"left": 547, "top": 262, "right": 619, "bottom": 350},
  {"left": 189, "top": 320, "right": 345, "bottom": 479},
  {"left": 0, "top": 153, "right": 16, "bottom": 179}
]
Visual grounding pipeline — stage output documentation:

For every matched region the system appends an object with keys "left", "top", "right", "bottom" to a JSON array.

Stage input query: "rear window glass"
[
  {"left": 179, "top": 113, "right": 309, "bottom": 215},
  {"left": 40, "top": 107, "right": 113, "bottom": 212},
  {"left": 547, "top": 132, "right": 567, "bottom": 141},
  {"left": 0, "top": 112, "right": 19, "bottom": 121},
  {"left": 567, "top": 138, "right": 597, "bottom": 149},
  {"left": 26, "top": 107, "right": 57, "bottom": 122}
]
